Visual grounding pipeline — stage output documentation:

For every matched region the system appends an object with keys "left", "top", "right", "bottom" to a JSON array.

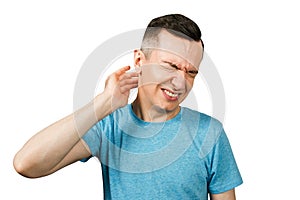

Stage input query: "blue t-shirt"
[{"left": 82, "top": 104, "right": 243, "bottom": 199}]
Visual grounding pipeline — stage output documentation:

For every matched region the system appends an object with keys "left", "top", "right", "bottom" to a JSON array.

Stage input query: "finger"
[
  {"left": 120, "top": 83, "right": 139, "bottom": 93},
  {"left": 119, "top": 71, "right": 139, "bottom": 80},
  {"left": 119, "top": 75, "right": 139, "bottom": 86},
  {"left": 115, "top": 66, "right": 131, "bottom": 76}
]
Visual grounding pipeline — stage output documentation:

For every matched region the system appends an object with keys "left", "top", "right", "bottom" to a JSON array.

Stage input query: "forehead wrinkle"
[
  {"left": 142, "top": 29, "right": 203, "bottom": 67},
  {"left": 156, "top": 39, "right": 202, "bottom": 68},
  {"left": 151, "top": 48, "right": 199, "bottom": 69}
]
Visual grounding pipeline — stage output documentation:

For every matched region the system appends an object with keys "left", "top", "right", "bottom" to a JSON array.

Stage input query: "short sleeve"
[
  {"left": 81, "top": 122, "right": 102, "bottom": 161},
  {"left": 207, "top": 129, "right": 243, "bottom": 194}
]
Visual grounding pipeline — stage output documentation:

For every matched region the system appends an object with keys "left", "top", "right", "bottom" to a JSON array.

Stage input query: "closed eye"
[
  {"left": 161, "top": 61, "right": 198, "bottom": 78},
  {"left": 187, "top": 70, "right": 198, "bottom": 75},
  {"left": 162, "top": 61, "right": 179, "bottom": 69},
  {"left": 170, "top": 64, "right": 179, "bottom": 69}
]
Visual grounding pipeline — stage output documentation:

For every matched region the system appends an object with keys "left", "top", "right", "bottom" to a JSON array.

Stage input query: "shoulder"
[
  {"left": 181, "top": 107, "right": 225, "bottom": 158},
  {"left": 181, "top": 107, "right": 223, "bottom": 130},
  {"left": 100, "top": 104, "right": 131, "bottom": 124}
]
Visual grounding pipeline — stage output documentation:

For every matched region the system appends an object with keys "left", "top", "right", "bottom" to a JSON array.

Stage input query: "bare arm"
[
  {"left": 210, "top": 189, "right": 236, "bottom": 200},
  {"left": 13, "top": 66, "right": 138, "bottom": 178}
]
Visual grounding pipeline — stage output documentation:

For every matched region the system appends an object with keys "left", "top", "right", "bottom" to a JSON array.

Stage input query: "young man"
[{"left": 14, "top": 14, "right": 243, "bottom": 199}]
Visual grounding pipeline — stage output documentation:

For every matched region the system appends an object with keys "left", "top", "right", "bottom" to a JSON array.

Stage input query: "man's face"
[{"left": 136, "top": 30, "right": 203, "bottom": 114}]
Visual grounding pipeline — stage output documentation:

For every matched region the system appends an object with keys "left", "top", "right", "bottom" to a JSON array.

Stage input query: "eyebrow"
[
  {"left": 162, "top": 61, "right": 179, "bottom": 68},
  {"left": 162, "top": 61, "right": 198, "bottom": 72}
]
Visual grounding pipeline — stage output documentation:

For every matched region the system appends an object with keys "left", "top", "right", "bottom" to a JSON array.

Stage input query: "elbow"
[
  {"left": 13, "top": 154, "right": 31, "bottom": 178},
  {"left": 13, "top": 153, "right": 41, "bottom": 178},
  {"left": 13, "top": 157, "right": 28, "bottom": 178}
]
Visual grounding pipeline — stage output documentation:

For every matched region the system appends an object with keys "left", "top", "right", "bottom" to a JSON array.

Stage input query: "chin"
[{"left": 156, "top": 103, "right": 180, "bottom": 114}]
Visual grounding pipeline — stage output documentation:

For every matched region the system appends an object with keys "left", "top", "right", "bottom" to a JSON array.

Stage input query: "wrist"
[{"left": 93, "top": 91, "right": 114, "bottom": 121}]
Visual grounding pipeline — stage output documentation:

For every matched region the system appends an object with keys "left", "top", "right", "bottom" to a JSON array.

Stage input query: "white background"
[{"left": 1, "top": 0, "right": 299, "bottom": 199}]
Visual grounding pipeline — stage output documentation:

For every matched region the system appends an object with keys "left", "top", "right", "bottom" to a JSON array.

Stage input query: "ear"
[{"left": 134, "top": 49, "right": 146, "bottom": 69}]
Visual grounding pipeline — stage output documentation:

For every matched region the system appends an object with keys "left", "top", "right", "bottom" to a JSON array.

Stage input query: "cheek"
[
  {"left": 140, "top": 65, "right": 173, "bottom": 85},
  {"left": 184, "top": 78, "right": 194, "bottom": 94},
  {"left": 187, "top": 79, "right": 194, "bottom": 89}
]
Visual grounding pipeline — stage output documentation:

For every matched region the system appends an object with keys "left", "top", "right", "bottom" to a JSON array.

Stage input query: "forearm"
[
  {"left": 13, "top": 92, "right": 112, "bottom": 177},
  {"left": 14, "top": 66, "right": 138, "bottom": 178}
]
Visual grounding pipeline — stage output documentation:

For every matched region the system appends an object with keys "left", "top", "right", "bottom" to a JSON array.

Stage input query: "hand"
[{"left": 104, "top": 66, "right": 139, "bottom": 111}]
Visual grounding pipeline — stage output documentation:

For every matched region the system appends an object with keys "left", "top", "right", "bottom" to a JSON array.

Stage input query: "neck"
[{"left": 131, "top": 97, "right": 180, "bottom": 122}]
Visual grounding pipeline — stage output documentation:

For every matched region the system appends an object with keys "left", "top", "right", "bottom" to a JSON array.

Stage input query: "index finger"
[{"left": 115, "top": 66, "right": 131, "bottom": 76}]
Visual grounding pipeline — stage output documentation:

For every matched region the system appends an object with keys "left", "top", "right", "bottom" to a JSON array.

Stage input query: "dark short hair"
[{"left": 141, "top": 14, "right": 204, "bottom": 57}]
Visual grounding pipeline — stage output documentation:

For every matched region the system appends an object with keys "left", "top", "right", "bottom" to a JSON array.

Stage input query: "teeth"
[{"left": 163, "top": 89, "right": 178, "bottom": 98}]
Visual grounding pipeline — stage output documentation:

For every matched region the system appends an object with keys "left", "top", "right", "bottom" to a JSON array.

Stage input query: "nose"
[{"left": 171, "top": 70, "right": 186, "bottom": 90}]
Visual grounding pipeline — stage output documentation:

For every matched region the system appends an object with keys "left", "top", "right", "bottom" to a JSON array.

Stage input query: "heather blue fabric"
[{"left": 82, "top": 104, "right": 242, "bottom": 199}]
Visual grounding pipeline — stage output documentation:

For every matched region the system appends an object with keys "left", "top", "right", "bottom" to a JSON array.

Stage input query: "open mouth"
[{"left": 162, "top": 89, "right": 179, "bottom": 100}]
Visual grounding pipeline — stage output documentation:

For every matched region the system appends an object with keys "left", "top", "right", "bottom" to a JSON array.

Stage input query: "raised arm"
[{"left": 13, "top": 66, "right": 138, "bottom": 178}]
